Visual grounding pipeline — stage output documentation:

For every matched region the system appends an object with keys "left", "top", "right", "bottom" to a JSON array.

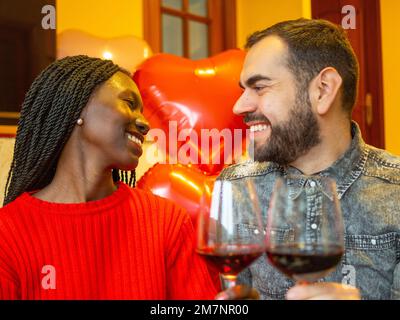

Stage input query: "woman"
[{"left": 0, "top": 55, "right": 217, "bottom": 299}]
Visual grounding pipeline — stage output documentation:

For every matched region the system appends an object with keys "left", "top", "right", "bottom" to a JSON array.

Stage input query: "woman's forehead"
[{"left": 104, "top": 71, "right": 140, "bottom": 93}]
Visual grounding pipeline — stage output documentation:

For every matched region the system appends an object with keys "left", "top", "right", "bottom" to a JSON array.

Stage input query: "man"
[{"left": 217, "top": 18, "right": 400, "bottom": 300}]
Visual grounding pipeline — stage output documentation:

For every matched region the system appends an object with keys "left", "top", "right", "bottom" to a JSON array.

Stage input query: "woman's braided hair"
[{"left": 4, "top": 55, "right": 136, "bottom": 206}]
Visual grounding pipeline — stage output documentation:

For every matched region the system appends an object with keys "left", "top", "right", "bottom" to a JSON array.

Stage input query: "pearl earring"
[{"left": 77, "top": 118, "right": 84, "bottom": 126}]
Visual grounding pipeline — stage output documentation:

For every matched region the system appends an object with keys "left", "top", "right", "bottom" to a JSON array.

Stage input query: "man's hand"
[
  {"left": 286, "top": 282, "right": 361, "bottom": 300},
  {"left": 215, "top": 285, "right": 260, "bottom": 300}
]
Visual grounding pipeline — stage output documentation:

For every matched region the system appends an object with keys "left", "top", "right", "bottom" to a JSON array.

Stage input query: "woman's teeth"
[
  {"left": 250, "top": 124, "right": 269, "bottom": 133},
  {"left": 127, "top": 133, "right": 142, "bottom": 146}
]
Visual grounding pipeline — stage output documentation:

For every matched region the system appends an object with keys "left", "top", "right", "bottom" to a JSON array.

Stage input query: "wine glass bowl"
[
  {"left": 265, "top": 175, "right": 344, "bottom": 283},
  {"left": 196, "top": 178, "right": 266, "bottom": 289}
]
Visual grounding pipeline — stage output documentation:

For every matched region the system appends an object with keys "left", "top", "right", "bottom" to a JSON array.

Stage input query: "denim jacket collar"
[
  {"left": 284, "top": 121, "right": 369, "bottom": 199},
  {"left": 320, "top": 121, "right": 369, "bottom": 199}
]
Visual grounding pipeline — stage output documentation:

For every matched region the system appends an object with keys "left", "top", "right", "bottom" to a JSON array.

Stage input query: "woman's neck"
[
  {"left": 33, "top": 141, "right": 117, "bottom": 203},
  {"left": 33, "top": 171, "right": 117, "bottom": 204}
]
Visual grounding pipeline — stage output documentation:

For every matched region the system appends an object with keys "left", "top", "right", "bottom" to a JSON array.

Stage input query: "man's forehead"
[
  {"left": 249, "top": 34, "right": 287, "bottom": 55},
  {"left": 241, "top": 36, "right": 289, "bottom": 81}
]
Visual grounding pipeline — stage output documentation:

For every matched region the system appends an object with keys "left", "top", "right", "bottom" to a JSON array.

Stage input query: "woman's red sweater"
[{"left": 0, "top": 182, "right": 217, "bottom": 299}]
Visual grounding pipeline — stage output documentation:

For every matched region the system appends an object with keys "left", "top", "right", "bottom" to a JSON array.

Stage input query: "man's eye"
[{"left": 253, "top": 86, "right": 265, "bottom": 92}]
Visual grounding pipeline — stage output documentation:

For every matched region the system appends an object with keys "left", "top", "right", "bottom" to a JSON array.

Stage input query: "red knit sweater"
[{"left": 0, "top": 182, "right": 217, "bottom": 300}]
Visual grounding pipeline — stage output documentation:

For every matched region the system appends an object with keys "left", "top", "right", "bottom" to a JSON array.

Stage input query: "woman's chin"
[{"left": 115, "top": 157, "right": 139, "bottom": 172}]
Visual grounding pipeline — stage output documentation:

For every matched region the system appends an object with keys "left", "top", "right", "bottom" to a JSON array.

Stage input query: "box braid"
[{"left": 4, "top": 55, "right": 136, "bottom": 206}]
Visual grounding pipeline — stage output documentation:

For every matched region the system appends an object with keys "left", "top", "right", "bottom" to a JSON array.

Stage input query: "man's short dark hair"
[{"left": 245, "top": 18, "right": 359, "bottom": 114}]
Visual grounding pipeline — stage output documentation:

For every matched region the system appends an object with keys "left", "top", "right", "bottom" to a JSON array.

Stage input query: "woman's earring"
[{"left": 77, "top": 118, "right": 84, "bottom": 126}]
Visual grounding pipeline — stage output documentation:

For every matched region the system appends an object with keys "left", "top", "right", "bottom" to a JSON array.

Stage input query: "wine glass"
[
  {"left": 265, "top": 175, "right": 344, "bottom": 284},
  {"left": 196, "top": 178, "right": 266, "bottom": 290}
]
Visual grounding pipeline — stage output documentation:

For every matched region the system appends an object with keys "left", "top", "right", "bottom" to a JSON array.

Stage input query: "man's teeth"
[
  {"left": 250, "top": 124, "right": 269, "bottom": 133},
  {"left": 127, "top": 133, "right": 142, "bottom": 146}
]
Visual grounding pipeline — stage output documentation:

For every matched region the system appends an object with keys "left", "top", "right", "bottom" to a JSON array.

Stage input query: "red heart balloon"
[
  {"left": 137, "top": 163, "right": 217, "bottom": 228},
  {"left": 133, "top": 50, "right": 247, "bottom": 175}
]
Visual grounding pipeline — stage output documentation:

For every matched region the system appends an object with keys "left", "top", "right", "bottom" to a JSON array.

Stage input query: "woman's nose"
[{"left": 135, "top": 116, "right": 150, "bottom": 135}]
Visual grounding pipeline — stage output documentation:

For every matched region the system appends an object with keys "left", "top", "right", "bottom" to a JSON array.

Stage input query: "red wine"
[
  {"left": 197, "top": 245, "right": 264, "bottom": 276},
  {"left": 266, "top": 244, "right": 343, "bottom": 282}
]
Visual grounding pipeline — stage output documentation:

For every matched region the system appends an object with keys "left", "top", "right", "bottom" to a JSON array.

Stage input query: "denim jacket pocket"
[
  {"left": 343, "top": 232, "right": 397, "bottom": 299},
  {"left": 269, "top": 227, "right": 295, "bottom": 242},
  {"left": 237, "top": 224, "right": 294, "bottom": 300}
]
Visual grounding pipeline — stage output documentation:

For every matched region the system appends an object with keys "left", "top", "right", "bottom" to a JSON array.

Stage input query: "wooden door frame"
[
  {"left": 363, "top": 0, "right": 385, "bottom": 148},
  {"left": 143, "top": 0, "right": 237, "bottom": 55},
  {"left": 311, "top": 0, "right": 385, "bottom": 148}
]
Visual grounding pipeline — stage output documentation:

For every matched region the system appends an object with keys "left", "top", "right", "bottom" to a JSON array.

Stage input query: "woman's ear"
[{"left": 309, "top": 67, "right": 343, "bottom": 116}]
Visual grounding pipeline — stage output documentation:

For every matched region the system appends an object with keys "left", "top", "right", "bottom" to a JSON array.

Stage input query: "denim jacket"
[{"left": 218, "top": 122, "right": 400, "bottom": 300}]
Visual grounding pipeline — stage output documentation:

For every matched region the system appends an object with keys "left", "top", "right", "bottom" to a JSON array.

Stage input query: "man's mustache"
[{"left": 243, "top": 113, "right": 271, "bottom": 125}]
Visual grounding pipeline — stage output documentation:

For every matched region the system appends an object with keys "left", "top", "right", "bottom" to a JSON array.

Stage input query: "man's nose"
[
  {"left": 135, "top": 116, "right": 150, "bottom": 136},
  {"left": 233, "top": 91, "right": 257, "bottom": 116}
]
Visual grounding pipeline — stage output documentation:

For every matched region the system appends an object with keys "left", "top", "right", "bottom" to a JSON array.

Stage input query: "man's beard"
[{"left": 247, "top": 90, "right": 321, "bottom": 165}]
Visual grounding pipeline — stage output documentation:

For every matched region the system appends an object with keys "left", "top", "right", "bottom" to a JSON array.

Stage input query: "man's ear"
[{"left": 310, "top": 67, "right": 343, "bottom": 115}]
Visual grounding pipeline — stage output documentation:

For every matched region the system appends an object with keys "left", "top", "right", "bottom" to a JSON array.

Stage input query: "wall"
[
  {"left": 56, "top": 0, "right": 143, "bottom": 38},
  {"left": 236, "top": 0, "right": 311, "bottom": 48},
  {"left": 380, "top": 0, "right": 400, "bottom": 155},
  {"left": 0, "top": 138, "right": 15, "bottom": 205}
]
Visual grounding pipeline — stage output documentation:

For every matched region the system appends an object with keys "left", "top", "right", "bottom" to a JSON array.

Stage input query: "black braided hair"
[{"left": 4, "top": 55, "right": 137, "bottom": 206}]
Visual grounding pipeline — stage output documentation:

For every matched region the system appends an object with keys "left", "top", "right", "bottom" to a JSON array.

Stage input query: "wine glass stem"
[{"left": 220, "top": 274, "right": 237, "bottom": 290}]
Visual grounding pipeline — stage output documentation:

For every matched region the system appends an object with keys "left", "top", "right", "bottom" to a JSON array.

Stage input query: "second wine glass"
[
  {"left": 265, "top": 175, "right": 344, "bottom": 284},
  {"left": 196, "top": 178, "right": 266, "bottom": 289}
]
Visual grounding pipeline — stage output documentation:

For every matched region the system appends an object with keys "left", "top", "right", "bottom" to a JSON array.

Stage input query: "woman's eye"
[{"left": 125, "top": 99, "right": 136, "bottom": 109}]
